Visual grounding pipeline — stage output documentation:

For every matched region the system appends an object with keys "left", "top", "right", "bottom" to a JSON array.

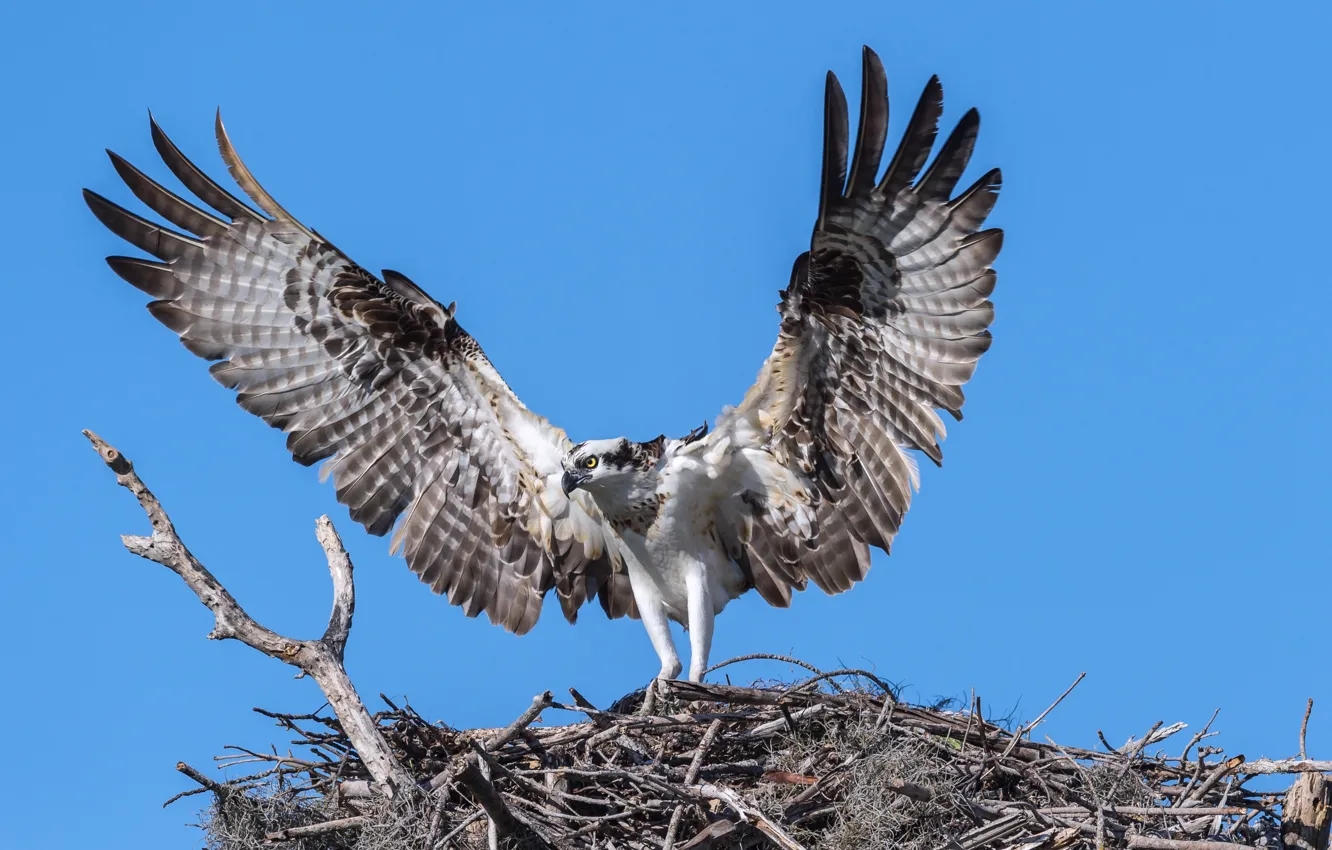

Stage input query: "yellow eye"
[{"left": 584, "top": 456, "right": 599, "bottom": 470}]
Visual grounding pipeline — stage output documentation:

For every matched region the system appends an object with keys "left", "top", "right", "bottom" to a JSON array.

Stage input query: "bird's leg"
[
  {"left": 638, "top": 599, "right": 679, "bottom": 717},
  {"left": 684, "top": 566, "right": 715, "bottom": 683},
  {"left": 629, "top": 571, "right": 682, "bottom": 682},
  {"left": 625, "top": 570, "right": 679, "bottom": 716}
]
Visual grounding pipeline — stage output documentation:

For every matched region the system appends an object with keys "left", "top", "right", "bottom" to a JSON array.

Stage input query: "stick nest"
[{"left": 182, "top": 662, "right": 1301, "bottom": 850}]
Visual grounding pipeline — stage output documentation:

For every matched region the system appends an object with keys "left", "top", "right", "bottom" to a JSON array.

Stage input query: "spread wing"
[
  {"left": 84, "top": 113, "right": 636, "bottom": 635},
  {"left": 720, "top": 46, "right": 1002, "bottom": 606}
]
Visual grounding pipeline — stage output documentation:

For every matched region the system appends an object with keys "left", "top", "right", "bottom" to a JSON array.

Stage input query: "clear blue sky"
[{"left": 2, "top": 2, "right": 1328, "bottom": 848}]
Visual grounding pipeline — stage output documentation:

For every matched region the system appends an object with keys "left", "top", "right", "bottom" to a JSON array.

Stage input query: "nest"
[{"left": 175, "top": 658, "right": 1314, "bottom": 850}]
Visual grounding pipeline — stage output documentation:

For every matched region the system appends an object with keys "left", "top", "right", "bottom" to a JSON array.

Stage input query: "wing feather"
[
  {"left": 150, "top": 112, "right": 264, "bottom": 224},
  {"left": 84, "top": 190, "right": 202, "bottom": 261},
  {"left": 719, "top": 46, "right": 1001, "bottom": 605},
  {"left": 86, "top": 114, "right": 625, "bottom": 635}
]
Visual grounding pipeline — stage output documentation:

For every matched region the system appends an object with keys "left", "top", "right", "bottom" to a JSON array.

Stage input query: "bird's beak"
[{"left": 561, "top": 470, "right": 584, "bottom": 495}]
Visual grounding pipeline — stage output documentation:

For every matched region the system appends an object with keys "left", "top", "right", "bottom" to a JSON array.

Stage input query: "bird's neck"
[{"left": 589, "top": 471, "right": 663, "bottom": 536}]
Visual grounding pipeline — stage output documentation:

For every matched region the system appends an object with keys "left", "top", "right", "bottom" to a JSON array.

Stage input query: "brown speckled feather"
[
  {"left": 735, "top": 46, "right": 1001, "bottom": 603},
  {"left": 85, "top": 115, "right": 628, "bottom": 635}
]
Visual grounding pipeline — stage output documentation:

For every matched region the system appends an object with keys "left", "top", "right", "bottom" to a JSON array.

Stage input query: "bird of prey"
[{"left": 85, "top": 47, "right": 1001, "bottom": 683}]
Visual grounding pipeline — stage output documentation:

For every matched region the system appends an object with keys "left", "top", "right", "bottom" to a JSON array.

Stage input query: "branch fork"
[{"left": 84, "top": 430, "right": 412, "bottom": 797}]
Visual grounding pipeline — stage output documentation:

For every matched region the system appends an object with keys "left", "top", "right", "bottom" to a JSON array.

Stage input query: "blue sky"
[{"left": 2, "top": 2, "right": 1329, "bottom": 847}]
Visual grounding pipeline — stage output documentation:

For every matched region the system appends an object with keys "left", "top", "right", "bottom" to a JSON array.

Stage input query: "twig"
[
  {"left": 434, "top": 809, "right": 485, "bottom": 849},
  {"left": 1300, "top": 698, "right": 1314, "bottom": 761},
  {"left": 786, "top": 668, "right": 896, "bottom": 700},
  {"left": 1180, "top": 709, "right": 1221, "bottom": 767},
  {"left": 456, "top": 756, "right": 520, "bottom": 838},
  {"left": 485, "top": 691, "right": 554, "bottom": 751},
  {"left": 882, "top": 777, "right": 933, "bottom": 802},
  {"left": 265, "top": 815, "right": 373, "bottom": 841},
  {"left": 1045, "top": 738, "right": 1112, "bottom": 849},
  {"left": 703, "top": 654, "right": 825, "bottom": 678},
  {"left": 1187, "top": 755, "right": 1246, "bottom": 803},
  {"left": 663, "top": 719, "right": 723, "bottom": 850},
  {"left": 1097, "top": 730, "right": 1122, "bottom": 754},
  {"left": 748, "top": 704, "right": 828, "bottom": 739},
  {"left": 161, "top": 785, "right": 210, "bottom": 808},
  {"left": 1001, "top": 672, "right": 1086, "bottom": 758},
  {"left": 695, "top": 782, "right": 807, "bottom": 850},
  {"left": 176, "top": 761, "right": 232, "bottom": 799}
]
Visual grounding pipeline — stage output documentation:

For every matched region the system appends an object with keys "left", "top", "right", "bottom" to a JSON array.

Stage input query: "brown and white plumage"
[
  {"left": 84, "top": 47, "right": 1001, "bottom": 681},
  {"left": 720, "top": 47, "right": 1001, "bottom": 614},
  {"left": 86, "top": 113, "right": 631, "bottom": 636}
]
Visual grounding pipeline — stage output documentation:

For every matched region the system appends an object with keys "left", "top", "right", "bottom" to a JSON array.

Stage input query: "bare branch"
[
  {"left": 1240, "top": 758, "right": 1332, "bottom": 775},
  {"left": 456, "top": 748, "right": 546, "bottom": 847},
  {"left": 265, "top": 815, "right": 373, "bottom": 841},
  {"left": 1001, "top": 672, "right": 1086, "bottom": 758},
  {"left": 435, "top": 809, "right": 486, "bottom": 848},
  {"left": 177, "top": 761, "right": 232, "bottom": 799},
  {"left": 316, "top": 517, "right": 355, "bottom": 662},
  {"left": 1187, "top": 755, "right": 1246, "bottom": 803},
  {"left": 664, "top": 719, "right": 724, "bottom": 849},
  {"left": 484, "top": 691, "right": 553, "bottom": 751},
  {"left": 1301, "top": 698, "right": 1314, "bottom": 761},
  {"left": 84, "top": 430, "right": 412, "bottom": 796}
]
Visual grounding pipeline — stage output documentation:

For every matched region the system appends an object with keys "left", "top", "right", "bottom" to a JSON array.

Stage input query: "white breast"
[{"left": 619, "top": 511, "right": 746, "bottom": 625}]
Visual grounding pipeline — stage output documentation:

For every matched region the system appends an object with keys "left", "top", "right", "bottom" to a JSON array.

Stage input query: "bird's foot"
[
  {"left": 637, "top": 682, "right": 659, "bottom": 716},
  {"left": 637, "top": 676, "right": 677, "bottom": 716}
]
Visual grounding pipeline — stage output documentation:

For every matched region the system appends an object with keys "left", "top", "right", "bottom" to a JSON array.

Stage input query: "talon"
[{"left": 637, "top": 680, "right": 661, "bottom": 716}]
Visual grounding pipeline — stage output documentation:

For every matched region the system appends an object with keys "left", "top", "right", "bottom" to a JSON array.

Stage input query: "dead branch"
[
  {"left": 1001, "top": 672, "right": 1086, "bottom": 758},
  {"left": 264, "top": 815, "right": 374, "bottom": 841},
  {"left": 1302, "top": 699, "right": 1315, "bottom": 762},
  {"left": 84, "top": 430, "right": 413, "bottom": 797},
  {"left": 664, "top": 719, "right": 724, "bottom": 849},
  {"left": 1239, "top": 759, "right": 1332, "bottom": 775}
]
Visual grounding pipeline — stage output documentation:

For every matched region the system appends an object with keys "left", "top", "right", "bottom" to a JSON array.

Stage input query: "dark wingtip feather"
[
  {"left": 918, "top": 107, "right": 980, "bottom": 202},
  {"left": 947, "top": 167, "right": 1003, "bottom": 230},
  {"left": 144, "top": 300, "right": 229, "bottom": 360},
  {"left": 877, "top": 75, "right": 944, "bottom": 200},
  {"left": 84, "top": 188, "right": 200, "bottom": 261},
  {"left": 106, "top": 255, "right": 181, "bottom": 299},
  {"left": 105, "top": 149, "right": 229, "bottom": 237},
  {"left": 149, "top": 112, "right": 265, "bottom": 224},
  {"left": 146, "top": 299, "right": 192, "bottom": 334},
  {"left": 208, "top": 360, "right": 241, "bottom": 389},
  {"left": 845, "top": 46, "right": 889, "bottom": 198},
  {"left": 962, "top": 227, "right": 1004, "bottom": 257},
  {"left": 816, "top": 71, "right": 850, "bottom": 232}
]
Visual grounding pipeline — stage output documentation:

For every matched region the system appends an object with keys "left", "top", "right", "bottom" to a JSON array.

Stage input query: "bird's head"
[{"left": 561, "top": 438, "right": 652, "bottom": 498}]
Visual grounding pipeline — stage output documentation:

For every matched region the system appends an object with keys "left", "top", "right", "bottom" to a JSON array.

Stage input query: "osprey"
[{"left": 85, "top": 47, "right": 1001, "bottom": 683}]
